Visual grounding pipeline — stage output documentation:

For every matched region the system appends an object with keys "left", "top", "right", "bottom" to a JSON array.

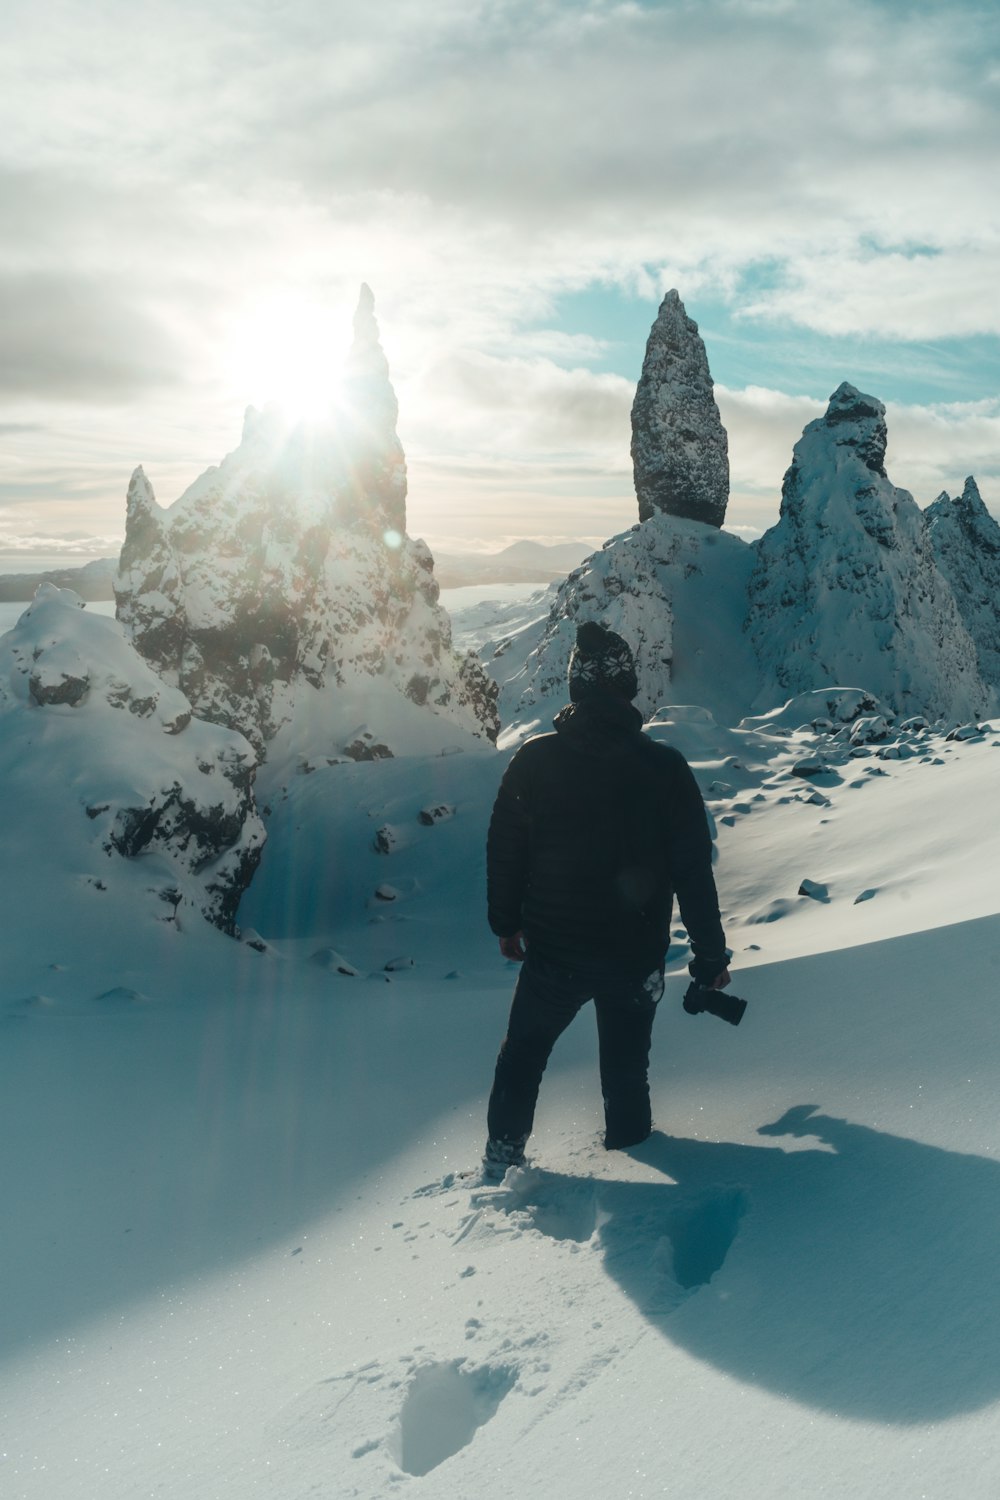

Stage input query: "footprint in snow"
[{"left": 387, "top": 1359, "right": 518, "bottom": 1476}]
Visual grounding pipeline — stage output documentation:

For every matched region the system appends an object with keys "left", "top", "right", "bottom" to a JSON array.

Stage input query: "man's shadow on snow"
[{"left": 513, "top": 1107, "right": 1000, "bottom": 1425}]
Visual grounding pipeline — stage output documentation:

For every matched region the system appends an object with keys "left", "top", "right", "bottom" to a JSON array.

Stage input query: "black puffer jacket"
[{"left": 487, "top": 694, "right": 726, "bottom": 976}]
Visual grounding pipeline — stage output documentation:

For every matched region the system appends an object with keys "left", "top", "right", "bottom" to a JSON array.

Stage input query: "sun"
[{"left": 225, "top": 292, "right": 353, "bottom": 423}]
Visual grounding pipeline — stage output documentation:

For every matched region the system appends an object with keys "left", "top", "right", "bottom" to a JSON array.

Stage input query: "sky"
[{"left": 2, "top": 0, "right": 1000, "bottom": 568}]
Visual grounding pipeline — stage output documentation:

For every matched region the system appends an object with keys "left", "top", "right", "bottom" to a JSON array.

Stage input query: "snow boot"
[{"left": 482, "top": 1135, "right": 527, "bottom": 1181}]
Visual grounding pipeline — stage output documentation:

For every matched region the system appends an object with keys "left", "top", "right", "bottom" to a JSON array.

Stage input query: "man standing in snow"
[{"left": 483, "top": 620, "right": 730, "bottom": 1176}]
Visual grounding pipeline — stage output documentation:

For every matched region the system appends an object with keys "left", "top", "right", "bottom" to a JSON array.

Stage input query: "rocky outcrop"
[
  {"left": 115, "top": 287, "right": 499, "bottom": 761},
  {"left": 0, "top": 584, "right": 264, "bottom": 932},
  {"left": 486, "top": 512, "right": 758, "bottom": 729},
  {"left": 631, "top": 290, "right": 729, "bottom": 527},
  {"left": 926, "top": 477, "right": 1000, "bottom": 692},
  {"left": 745, "top": 384, "right": 989, "bottom": 722}
]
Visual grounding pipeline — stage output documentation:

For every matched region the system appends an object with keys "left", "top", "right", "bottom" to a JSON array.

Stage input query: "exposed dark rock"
[
  {"left": 418, "top": 804, "right": 455, "bottom": 826},
  {"left": 344, "top": 734, "right": 393, "bottom": 762},
  {"left": 631, "top": 290, "right": 729, "bottom": 527},
  {"left": 29, "top": 668, "right": 89, "bottom": 707}
]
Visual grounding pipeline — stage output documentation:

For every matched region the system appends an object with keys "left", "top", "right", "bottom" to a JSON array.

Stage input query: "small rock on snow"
[
  {"left": 418, "top": 804, "right": 455, "bottom": 826},
  {"left": 310, "top": 948, "right": 361, "bottom": 976}
]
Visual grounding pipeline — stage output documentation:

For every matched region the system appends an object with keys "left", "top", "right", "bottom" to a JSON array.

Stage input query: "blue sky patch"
[{"left": 541, "top": 281, "right": 1000, "bottom": 407}]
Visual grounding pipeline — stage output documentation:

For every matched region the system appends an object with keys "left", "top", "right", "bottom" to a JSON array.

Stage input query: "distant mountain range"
[
  {"left": 432, "top": 539, "right": 594, "bottom": 589},
  {"left": 0, "top": 557, "right": 117, "bottom": 602},
  {"left": 0, "top": 539, "right": 594, "bottom": 602}
]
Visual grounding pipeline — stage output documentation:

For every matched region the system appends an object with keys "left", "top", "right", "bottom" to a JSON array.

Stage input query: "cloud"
[
  {"left": 886, "top": 397, "right": 1000, "bottom": 505},
  {"left": 6, "top": 1, "right": 1000, "bottom": 330},
  {"left": 742, "top": 245, "right": 1000, "bottom": 340},
  {"left": 716, "top": 385, "right": 823, "bottom": 495},
  {"left": 1, "top": 0, "right": 998, "bottom": 548},
  {"left": 405, "top": 351, "right": 633, "bottom": 461},
  {"left": 0, "top": 271, "right": 183, "bottom": 402},
  {"left": 0, "top": 529, "right": 120, "bottom": 558}
]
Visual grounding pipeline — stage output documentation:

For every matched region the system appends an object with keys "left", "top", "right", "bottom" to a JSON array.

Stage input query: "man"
[{"left": 483, "top": 619, "right": 730, "bottom": 1177}]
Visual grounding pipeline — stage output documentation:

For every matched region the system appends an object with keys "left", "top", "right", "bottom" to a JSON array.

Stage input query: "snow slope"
[
  {"left": 3, "top": 678, "right": 1000, "bottom": 1499},
  {"left": 484, "top": 513, "right": 758, "bottom": 738}
]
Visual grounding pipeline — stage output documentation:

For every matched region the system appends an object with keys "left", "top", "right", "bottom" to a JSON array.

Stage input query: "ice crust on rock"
[
  {"left": 631, "top": 290, "right": 729, "bottom": 528},
  {"left": 745, "top": 384, "right": 990, "bottom": 722},
  {"left": 115, "top": 287, "right": 499, "bottom": 762},
  {"left": 0, "top": 585, "right": 264, "bottom": 932},
  {"left": 926, "top": 477, "right": 1000, "bottom": 693}
]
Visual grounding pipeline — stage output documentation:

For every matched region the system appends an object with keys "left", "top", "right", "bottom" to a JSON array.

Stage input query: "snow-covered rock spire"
[
  {"left": 926, "top": 476, "right": 1000, "bottom": 693},
  {"left": 745, "top": 383, "right": 989, "bottom": 721},
  {"left": 342, "top": 283, "right": 407, "bottom": 535},
  {"left": 630, "top": 289, "right": 729, "bottom": 528},
  {"left": 115, "top": 289, "right": 499, "bottom": 758}
]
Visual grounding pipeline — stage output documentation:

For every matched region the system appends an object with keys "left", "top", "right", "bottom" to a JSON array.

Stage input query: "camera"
[{"left": 682, "top": 981, "right": 747, "bottom": 1027}]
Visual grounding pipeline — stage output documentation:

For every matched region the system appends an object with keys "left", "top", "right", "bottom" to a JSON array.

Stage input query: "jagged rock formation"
[
  {"left": 745, "top": 384, "right": 989, "bottom": 721},
  {"left": 485, "top": 512, "right": 758, "bottom": 729},
  {"left": 0, "top": 584, "right": 264, "bottom": 932},
  {"left": 631, "top": 290, "right": 729, "bottom": 527},
  {"left": 341, "top": 283, "right": 407, "bottom": 535},
  {"left": 926, "top": 477, "right": 1000, "bottom": 692},
  {"left": 115, "top": 287, "right": 498, "bottom": 762}
]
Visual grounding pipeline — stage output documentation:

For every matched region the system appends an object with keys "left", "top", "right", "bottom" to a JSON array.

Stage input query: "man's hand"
[
  {"left": 499, "top": 932, "right": 526, "bottom": 961},
  {"left": 688, "top": 953, "right": 731, "bottom": 989}
]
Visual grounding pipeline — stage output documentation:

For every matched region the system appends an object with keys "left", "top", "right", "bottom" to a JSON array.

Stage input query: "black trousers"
[{"left": 487, "top": 955, "right": 662, "bottom": 1151}]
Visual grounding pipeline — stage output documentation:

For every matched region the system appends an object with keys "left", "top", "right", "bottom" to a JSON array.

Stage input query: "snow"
[
  {"left": 4, "top": 603, "right": 1000, "bottom": 1498},
  {"left": 0, "top": 585, "right": 264, "bottom": 932},
  {"left": 486, "top": 513, "right": 758, "bottom": 737}
]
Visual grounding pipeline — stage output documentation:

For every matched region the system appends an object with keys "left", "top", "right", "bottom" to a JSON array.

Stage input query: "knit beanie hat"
[{"left": 568, "top": 620, "right": 638, "bottom": 703}]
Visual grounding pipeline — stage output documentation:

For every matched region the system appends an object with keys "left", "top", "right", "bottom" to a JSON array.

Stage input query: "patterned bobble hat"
[{"left": 568, "top": 620, "right": 638, "bottom": 702}]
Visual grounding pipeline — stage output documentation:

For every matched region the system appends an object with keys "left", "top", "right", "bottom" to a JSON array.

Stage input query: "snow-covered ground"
[{"left": 3, "top": 614, "right": 1000, "bottom": 1500}]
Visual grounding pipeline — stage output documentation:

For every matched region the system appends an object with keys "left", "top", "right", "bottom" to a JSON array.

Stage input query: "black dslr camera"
[{"left": 682, "top": 981, "right": 747, "bottom": 1027}]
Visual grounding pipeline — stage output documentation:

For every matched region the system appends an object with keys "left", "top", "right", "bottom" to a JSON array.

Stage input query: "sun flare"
[{"left": 225, "top": 293, "right": 353, "bottom": 423}]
